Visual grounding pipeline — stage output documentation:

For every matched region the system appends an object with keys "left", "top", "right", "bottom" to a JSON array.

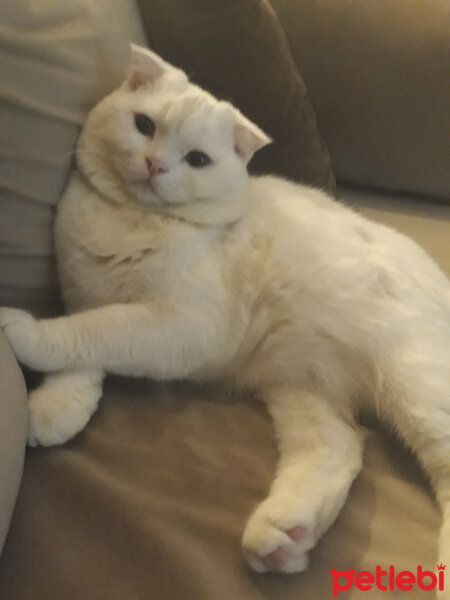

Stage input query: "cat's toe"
[{"left": 242, "top": 512, "right": 312, "bottom": 573}]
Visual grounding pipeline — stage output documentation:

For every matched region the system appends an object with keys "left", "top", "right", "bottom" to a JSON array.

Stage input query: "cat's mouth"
[
  {"left": 146, "top": 178, "right": 166, "bottom": 201},
  {"left": 132, "top": 178, "right": 170, "bottom": 207},
  {"left": 116, "top": 167, "right": 166, "bottom": 206},
  {"left": 147, "top": 178, "right": 158, "bottom": 194}
]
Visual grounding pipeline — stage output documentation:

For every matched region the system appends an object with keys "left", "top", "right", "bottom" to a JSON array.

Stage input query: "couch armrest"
[
  {"left": 271, "top": 0, "right": 449, "bottom": 200},
  {"left": 0, "top": 332, "right": 27, "bottom": 556}
]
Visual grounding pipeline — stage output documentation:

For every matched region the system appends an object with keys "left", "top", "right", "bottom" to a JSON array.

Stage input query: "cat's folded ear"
[
  {"left": 234, "top": 112, "right": 272, "bottom": 163},
  {"left": 125, "top": 43, "right": 187, "bottom": 91}
]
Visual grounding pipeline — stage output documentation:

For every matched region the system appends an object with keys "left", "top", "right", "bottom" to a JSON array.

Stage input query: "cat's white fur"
[{"left": 1, "top": 45, "right": 449, "bottom": 594}]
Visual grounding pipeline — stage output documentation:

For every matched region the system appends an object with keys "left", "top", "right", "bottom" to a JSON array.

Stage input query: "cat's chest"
[{"left": 57, "top": 187, "right": 220, "bottom": 310}]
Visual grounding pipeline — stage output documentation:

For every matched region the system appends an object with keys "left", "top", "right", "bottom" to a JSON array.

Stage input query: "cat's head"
[{"left": 77, "top": 44, "right": 271, "bottom": 225}]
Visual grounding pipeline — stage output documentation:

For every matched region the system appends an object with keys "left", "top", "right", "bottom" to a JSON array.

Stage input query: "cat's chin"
[
  {"left": 126, "top": 184, "right": 247, "bottom": 226},
  {"left": 131, "top": 185, "right": 190, "bottom": 213},
  {"left": 129, "top": 179, "right": 249, "bottom": 225},
  {"left": 125, "top": 180, "right": 169, "bottom": 208}
]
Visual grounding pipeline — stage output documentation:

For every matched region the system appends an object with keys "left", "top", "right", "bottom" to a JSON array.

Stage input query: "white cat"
[{"left": 1, "top": 45, "right": 449, "bottom": 592}]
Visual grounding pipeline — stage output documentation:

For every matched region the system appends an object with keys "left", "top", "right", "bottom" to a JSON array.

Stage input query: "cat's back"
[
  {"left": 247, "top": 175, "right": 449, "bottom": 336},
  {"left": 249, "top": 175, "right": 365, "bottom": 257},
  {"left": 250, "top": 175, "right": 448, "bottom": 293}
]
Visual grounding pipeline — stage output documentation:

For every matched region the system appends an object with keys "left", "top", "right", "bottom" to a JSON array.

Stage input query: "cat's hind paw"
[{"left": 242, "top": 501, "right": 315, "bottom": 573}]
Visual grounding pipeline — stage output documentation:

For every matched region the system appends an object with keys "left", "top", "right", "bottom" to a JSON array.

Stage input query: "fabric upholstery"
[
  {"left": 0, "top": 381, "right": 441, "bottom": 600},
  {"left": 271, "top": 0, "right": 450, "bottom": 200},
  {"left": 0, "top": 332, "right": 27, "bottom": 557},
  {"left": 0, "top": 0, "right": 129, "bottom": 317},
  {"left": 137, "top": 0, "right": 336, "bottom": 193}
]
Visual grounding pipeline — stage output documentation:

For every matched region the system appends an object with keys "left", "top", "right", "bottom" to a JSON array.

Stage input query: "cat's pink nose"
[{"left": 146, "top": 156, "right": 167, "bottom": 177}]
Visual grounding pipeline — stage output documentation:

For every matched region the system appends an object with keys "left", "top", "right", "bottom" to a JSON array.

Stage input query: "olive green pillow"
[
  {"left": 271, "top": 0, "right": 450, "bottom": 200},
  {"left": 137, "top": 0, "right": 336, "bottom": 193},
  {"left": 0, "top": 0, "right": 129, "bottom": 317}
]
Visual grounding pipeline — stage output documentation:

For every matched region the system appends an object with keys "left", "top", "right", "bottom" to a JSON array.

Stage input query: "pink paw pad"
[
  {"left": 263, "top": 525, "right": 309, "bottom": 568},
  {"left": 286, "top": 525, "right": 308, "bottom": 541},
  {"left": 264, "top": 545, "right": 290, "bottom": 566}
]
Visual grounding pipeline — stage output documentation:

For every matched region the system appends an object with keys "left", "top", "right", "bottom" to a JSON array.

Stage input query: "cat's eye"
[
  {"left": 134, "top": 113, "right": 155, "bottom": 137},
  {"left": 185, "top": 150, "right": 211, "bottom": 168}
]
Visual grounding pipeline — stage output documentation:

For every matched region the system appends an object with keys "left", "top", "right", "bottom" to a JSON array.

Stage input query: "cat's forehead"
[
  {"left": 137, "top": 84, "right": 233, "bottom": 143},
  {"left": 169, "top": 93, "right": 231, "bottom": 139}
]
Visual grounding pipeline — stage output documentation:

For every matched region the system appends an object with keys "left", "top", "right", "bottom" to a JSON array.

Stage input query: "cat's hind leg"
[
  {"left": 242, "top": 386, "right": 364, "bottom": 573},
  {"left": 378, "top": 341, "right": 450, "bottom": 600},
  {"left": 27, "top": 368, "right": 104, "bottom": 447}
]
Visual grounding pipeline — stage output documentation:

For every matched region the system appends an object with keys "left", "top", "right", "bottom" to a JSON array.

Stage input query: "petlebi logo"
[{"left": 331, "top": 564, "right": 446, "bottom": 597}]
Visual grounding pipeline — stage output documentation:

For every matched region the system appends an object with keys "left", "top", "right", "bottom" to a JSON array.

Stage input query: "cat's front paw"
[
  {"left": 242, "top": 498, "right": 316, "bottom": 574},
  {"left": 28, "top": 373, "right": 102, "bottom": 447},
  {"left": 0, "top": 307, "right": 42, "bottom": 369}
]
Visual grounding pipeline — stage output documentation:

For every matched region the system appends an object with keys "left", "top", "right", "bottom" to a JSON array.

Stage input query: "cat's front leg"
[
  {"left": 0, "top": 303, "right": 227, "bottom": 377},
  {"left": 243, "top": 387, "right": 364, "bottom": 573}
]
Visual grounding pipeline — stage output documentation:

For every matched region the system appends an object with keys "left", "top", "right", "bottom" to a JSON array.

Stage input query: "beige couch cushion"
[
  {"left": 272, "top": 0, "right": 450, "bottom": 201},
  {"left": 0, "top": 381, "right": 440, "bottom": 600},
  {"left": 0, "top": 332, "right": 27, "bottom": 557},
  {"left": 0, "top": 0, "right": 129, "bottom": 316}
]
